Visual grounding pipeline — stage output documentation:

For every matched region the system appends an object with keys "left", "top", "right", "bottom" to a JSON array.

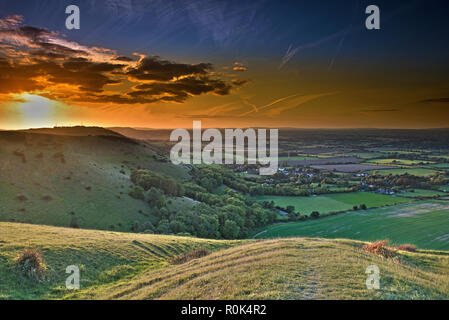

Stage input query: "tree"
[
  {"left": 222, "top": 220, "right": 240, "bottom": 239},
  {"left": 310, "top": 211, "right": 320, "bottom": 219},
  {"left": 128, "top": 186, "right": 145, "bottom": 200},
  {"left": 148, "top": 187, "right": 165, "bottom": 209},
  {"left": 286, "top": 205, "right": 295, "bottom": 214}
]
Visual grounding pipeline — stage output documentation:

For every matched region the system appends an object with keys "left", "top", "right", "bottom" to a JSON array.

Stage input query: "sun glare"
[{"left": 16, "top": 93, "right": 60, "bottom": 128}]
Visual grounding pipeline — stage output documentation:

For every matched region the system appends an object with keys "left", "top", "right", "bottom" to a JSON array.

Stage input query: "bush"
[
  {"left": 310, "top": 211, "right": 320, "bottom": 219},
  {"left": 397, "top": 244, "right": 417, "bottom": 252},
  {"left": 16, "top": 194, "right": 28, "bottom": 202},
  {"left": 128, "top": 186, "right": 145, "bottom": 200},
  {"left": 363, "top": 240, "right": 397, "bottom": 259},
  {"left": 14, "top": 248, "right": 46, "bottom": 280},
  {"left": 360, "top": 204, "right": 367, "bottom": 210},
  {"left": 170, "top": 248, "right": 210, "bottom": 265},
  {"left": 69, "top": 216, "right": 80, "bottom": 228}
]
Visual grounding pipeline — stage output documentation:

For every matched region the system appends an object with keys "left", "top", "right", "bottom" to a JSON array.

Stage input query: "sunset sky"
[{"left": 0, "top": 0, "right": 448, "bottom": 130}]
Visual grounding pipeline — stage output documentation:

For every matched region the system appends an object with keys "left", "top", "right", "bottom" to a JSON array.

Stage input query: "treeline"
[
  {"left": 362, "top": 172, "right": 448, "bottom": 190},
  {"left": 130, "top": 169, "right": 184, "bottom": 196}
]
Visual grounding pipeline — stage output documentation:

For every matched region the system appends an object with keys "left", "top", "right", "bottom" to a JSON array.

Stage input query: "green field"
[
  {"left": 367, "top": 168, "right": 438, "bottom": 177},
  {"left": 366, "top": 159, "right": 434, "bottom": 166},
  {"left": 278, "top": 156, "right": 319, "bottom": 161},
  {"left": 252, "top": 192, "right": 412, "bottom": 215},
  {"left": 398, "top": 189, "right": 448, "bottom": 198},
  {"left": 254, "top": 200, "right": 449, "bottom": 250},
  {"left": 343, "top": 152, "right": 385, "bottom": 159},
  {"left": 2, "top": 222, "right": 449, "bottom": 300},
  {"left": 429, "top": 163, "right": 449, "bottom": 169}
]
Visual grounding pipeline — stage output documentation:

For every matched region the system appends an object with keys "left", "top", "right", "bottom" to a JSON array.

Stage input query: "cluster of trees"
[
  {"left": 128, "top": 166, "right": 278, "bottom": 239},
  {"left": 362, "top": 172, "right": 448, "bottom": 190},
  {"left": 130, "top": 169, "right": 184, "bottom": 196},
  {"left": 149, "top": 200, "right": 276, "bottom": 239},
  {"left": 130, "top": 190, "right": 277, "bottom": 239}
]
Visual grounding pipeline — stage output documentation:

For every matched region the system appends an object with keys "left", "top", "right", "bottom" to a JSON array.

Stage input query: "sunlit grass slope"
[
  {"left": 0, "top": 222, "right": 239, "bottom": 299},
  {"left": 1, "top": 223, "right": 449, "bottom": 300}
]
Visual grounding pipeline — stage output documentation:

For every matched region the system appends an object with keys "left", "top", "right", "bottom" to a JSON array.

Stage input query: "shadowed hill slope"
[{"left": 0, "top": 128, "right": 190, "bottom": 231}]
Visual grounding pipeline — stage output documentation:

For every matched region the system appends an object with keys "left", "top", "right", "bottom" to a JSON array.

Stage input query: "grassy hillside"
[
  {"left": 0, "top": 128, "right": 189, "bottom": 231},
  {"left": 253, "top": 200, "right": 449, "bottom": 250},
  {"left": 1, "top": 222, "right": 449, "bottom": 300}
]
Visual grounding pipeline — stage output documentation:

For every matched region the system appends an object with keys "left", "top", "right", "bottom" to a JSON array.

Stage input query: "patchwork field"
[
  {"left": 253, "top": 200, "right": 449, "bottom": 250},
  {"left": 252, "top": 192, "right": 412, "bottom": 215}
]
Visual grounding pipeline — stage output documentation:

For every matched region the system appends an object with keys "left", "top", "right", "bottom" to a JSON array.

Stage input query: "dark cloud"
[
  {"left": 114, "top": 56, "right": 135, "bottom": 62},
  {"left": 126, "top": 56, "right": 213, "bottom": 81},
  {"left": 421, "top": 98, "right": 449, "bottom": 103},
  {"left": 0, "top": 15, "right": 246, "bottom": 105},
  {"left": 17, "top": 26, "right": 52, "bottom": 40},
  {"left": 0, "top": 60, "right": 44, "bottom": 94},
  {"left": 232, "top": 79, "right": 249, "bottom": 87}
]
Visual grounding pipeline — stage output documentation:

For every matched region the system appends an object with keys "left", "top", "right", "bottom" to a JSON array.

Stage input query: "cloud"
[
  {"left": 126, "top": 56, "right": 212, "bottom": 81},
  {"left": 232, "top": 62, "right": 247, "bottom": 72},
  {"left": 361, "top": 108, "right": 400, "bottom": 113},
  {"left": 420, "top": 98, "right": 449, "bottom": 103},
  {"left": 0, "top": 14, "right": 244, "bottom": 105}
]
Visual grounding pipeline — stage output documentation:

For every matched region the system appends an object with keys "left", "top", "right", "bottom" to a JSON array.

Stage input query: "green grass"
[
  {"left": 342, "top": 152, "right": 385, "bottom": 159},
  {"left": 0, "top": 222, "right": 240, "bottom": 299},
  {"left": 2, "top": 222, "right": 449, "bottom": 300},
  {"left": 253, "top": 200, "right": 449, "bottom": 250},
  {"left": 398, "top": 189, "right": 448, "bottom": 198},
  {"left": 252, "top": 192, "right": 412, "bottom": 215},
  {"left": 428, "top": 163, "right": 449, "bottom": 169},
  {"left": 0, "top": 131, "right": 190, "bottom": 231},
  {"left": 367, "top": 168, "right": 439, "bottom": 177}
]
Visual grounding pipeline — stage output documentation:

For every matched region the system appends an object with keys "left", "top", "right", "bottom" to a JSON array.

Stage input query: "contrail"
[{"left": 240, "top": 93, "right": 301, "bottom": 117}]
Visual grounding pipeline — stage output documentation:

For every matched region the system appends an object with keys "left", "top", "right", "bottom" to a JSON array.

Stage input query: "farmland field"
[
  {"left": 252, "top": 192, "right": 412, "bottom": 215},
  {"left": 428, "top": 163, "right": 449, "bottom": 169},
  {"left": 367, "top": 168, "right": 439, "bottom": 177},
  {"left": 253, "top": 200, "right": 449, "bottom": 250},
  {"left": 397, "top": 189, "right": 448, "bottom": 198},
  {"left": 310, "top": 164, "right": 393, "bottom": 172},
  {"left": 365, "top": 159, "right": 435, "bottom": 166}
]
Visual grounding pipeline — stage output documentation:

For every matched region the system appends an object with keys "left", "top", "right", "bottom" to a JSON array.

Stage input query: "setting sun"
[{"left": 12, "top": 93, "right": 65, "bottom": 129}]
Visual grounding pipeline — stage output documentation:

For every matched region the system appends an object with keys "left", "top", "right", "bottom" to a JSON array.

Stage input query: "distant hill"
[
  {"left": 1, "top": 222, "right": 448, "bottom": 300},
  {"left": 20, "top": 126, "right": 123, "bottom": 137},
  {"left": 109, "top": 127, "right": 171, "bottom": 141},
  {"left": 0, "top": 128, "right": 190, "bottom": 231}
]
